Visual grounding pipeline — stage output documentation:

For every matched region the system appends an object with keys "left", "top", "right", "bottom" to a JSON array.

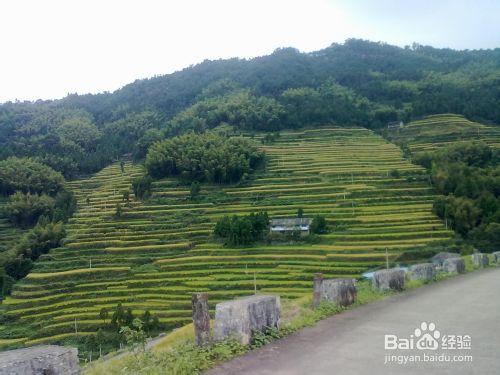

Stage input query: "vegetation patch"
[{"left": 145, "top": 133, "right": 265, "bottom": 184}]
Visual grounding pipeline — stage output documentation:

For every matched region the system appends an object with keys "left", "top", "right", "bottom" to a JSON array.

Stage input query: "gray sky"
[{"left": 1, "top": 0, "right": 499, "bottom": 103}]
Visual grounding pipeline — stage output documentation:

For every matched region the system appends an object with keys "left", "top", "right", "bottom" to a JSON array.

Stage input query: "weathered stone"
[
  {"left": 311, "top": 273, "right": 323, "bottom": 308},
  {"left": 442, "top": 258, "right": 466, "bottom": 273},
  {"left": 0, "top": 345, "right": 79, "bottom": 375},
  {"left": 372, "top": 268, "right": 405, "bottom": 291},
  {"left": 214, "top": 295, "right": 280, "bottom": 345},
  {"left": 471, "top": 253, "right": 489, "bottom": 268},
  {"left": 192, "top": 292, "right": 211, "bottom": 346},
  {"left": 320, "top": 278, "right": 356, "bottom": 306},
  {"left": 408, "top": 263, "right": 436, "bottom": 281},
  {"left": 492, "top": 251, "right": 500, "bottom": 263},
  {"left": 430, "top": 252, "right": 460, "bottom": 267}
]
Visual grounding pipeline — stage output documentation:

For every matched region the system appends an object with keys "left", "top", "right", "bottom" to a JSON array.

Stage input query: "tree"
[
  {"left": 145, "top": 133, "right": 265, "bottom": 184},
  {"left": 132, "top": 175, "right": 153, "bottom": 200},
  {"left": 310, "top": 215, "right": 328, "bottom": 234},
  {"left": 0, "top": 157, "right": 65, "bottom": 196},
  {"left": 297, "top": 208, "right": 304, "bottom": 218},
  {"left": 100, "top": 308, "right": 109, "bottom": 324},
  {"left": 114, "top": 203, "right": 123, "bottom": 218},
  {"left": 190, "top": 181, "right": 200, "bottom": 200},
  {"left": 6, "top": 192, "right": 55, "bottom": 228},
  {"left": 122, "top": 190, "right": 130, "bottom": 203},
  {"left": 120, "top": 318, "right": 147, "bottom": 354},
  {"left": 214, "top": 212, "right": 269, "bottom": 246}
]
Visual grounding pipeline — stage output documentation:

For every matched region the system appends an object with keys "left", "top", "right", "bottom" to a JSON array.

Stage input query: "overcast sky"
[{"left": 1, "top": 0, "right": 499, "bottom": 103}]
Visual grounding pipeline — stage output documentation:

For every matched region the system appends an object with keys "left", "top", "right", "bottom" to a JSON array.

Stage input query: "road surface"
[{"left": 208, "top": 267, "right": 500, "bottom": 375}]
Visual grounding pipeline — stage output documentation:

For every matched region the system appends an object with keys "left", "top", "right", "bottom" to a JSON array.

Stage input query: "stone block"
[
  {"left": 492, "top": 251, "right": 500, "bottom": 263},
  {"left": 408, "top": 263, "right": 436, "bottom": 281},
  {"left": 372, "top": 268, "right": 405, "bottom": 291},
  {"left": 471, "top": 253, "right": 489, "bottom": 268},
  {"left": 213, "top": 295, "right": 280, "bottom": 345},
  {"left": 320, "top": 278, "right": 356, "bottom": 306},
  {"left": 0, "top": 345, "right": 79, "bottom": 375},
  {"left": 442, "top": 258, "right": 465, "bottom": 273},
  {"left": 430, "top": 252, "right": 460, "bottom": 267}
]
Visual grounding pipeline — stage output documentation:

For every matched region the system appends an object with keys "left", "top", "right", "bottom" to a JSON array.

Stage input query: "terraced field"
[
  {"left": 385, "top": 113, "right": 500, "bottom": 155},
  {"left": 0, "top": 127, "right": 453, "bottom": 348}
]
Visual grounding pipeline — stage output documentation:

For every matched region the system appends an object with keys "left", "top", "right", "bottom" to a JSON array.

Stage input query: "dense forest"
[
  {"left": 415, "top": 142, "right": 500, "bottom": 252},
  {"left": 1, "top": 39, "right": 499, "bottom": 178}
]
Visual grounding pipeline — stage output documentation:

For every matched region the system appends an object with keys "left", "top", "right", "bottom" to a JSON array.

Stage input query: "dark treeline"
[
  {"left": 1, "top": 39, "right": 499, "bottom": 178},
  {"left": 415, "top": 142, "right": 500, "bottom": 252}
]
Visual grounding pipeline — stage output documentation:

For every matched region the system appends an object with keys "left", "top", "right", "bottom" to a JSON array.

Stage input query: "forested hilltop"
[{"left": 1, "top": 39, "right": 499, "bottom": 177}]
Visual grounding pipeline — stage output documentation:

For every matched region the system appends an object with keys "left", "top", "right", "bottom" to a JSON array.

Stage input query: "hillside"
[
  {"left": 0, "top": 127, "right": 453, "bottom": 350},
  {"left": 384, "top": 114, "right": 500, "bottom": 155},
  {"left": 1, "top": 40, "right": 499, "bottom": 179}
]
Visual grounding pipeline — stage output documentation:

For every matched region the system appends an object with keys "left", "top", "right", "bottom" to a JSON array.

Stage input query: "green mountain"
[{"left": 1, "top": 39, "right": 499, "bottom": 177}]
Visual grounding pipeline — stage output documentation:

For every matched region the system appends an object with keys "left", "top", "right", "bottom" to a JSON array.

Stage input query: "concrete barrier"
[
  {"left": 471, "top": 253, "right": 489, "bottom": 268},
  {"left": 493, "top": 251, "right": 500, "bottom": 263},
  {"left": 0, "top": 345, "right": 79, "bottom": 375},
  {"left": 213, "top": 295, "right": 280, "bottom": 345},
  {"left": 372, "top": 268, "right": 405, "bottom": 291},
  {"left": 408, "top": 263, "right": 436, "bottom": 281},
  {"left": 320, "top": 278, "right": 356, "bottom": 306},
  {"left": 442, "top": 258, "right": 465, "bottom": 274}
]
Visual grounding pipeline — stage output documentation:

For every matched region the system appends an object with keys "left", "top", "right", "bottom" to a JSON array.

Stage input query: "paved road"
[{"left": 208, "top": 268, "right": 500, "bottom": 375}]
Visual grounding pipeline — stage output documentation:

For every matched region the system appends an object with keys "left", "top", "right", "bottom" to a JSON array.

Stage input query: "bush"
[{"left": 145, "top": 133, "right": 265, "bottom": 184}]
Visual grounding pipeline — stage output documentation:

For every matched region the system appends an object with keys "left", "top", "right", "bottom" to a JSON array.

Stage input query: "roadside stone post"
[
  {"left": 408, "top": 263, "right": 436, "bottom": 281},
  {"left": 312, "top": 273, "right": 324, "bottom": 308},
  {"left": 192, "top": 292, "right": 210, "bottom": 346},
  {"left": 471, "top": 253, "right": 489, "bottom": 268},
  {"left": 442, "top": 258, "right": 466, "bottom": 274},
  {"left": 320, "top": 278, "right": 357, "bottom": 306},
  {"left": 493, "top": 251, "right": 500, "bottom": 263},
  {"left": 372, "top": 268, "right": 405, "bottom": 291},
  {"left": 214, "top": 295, "right": 280, "bottom": 345}
]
